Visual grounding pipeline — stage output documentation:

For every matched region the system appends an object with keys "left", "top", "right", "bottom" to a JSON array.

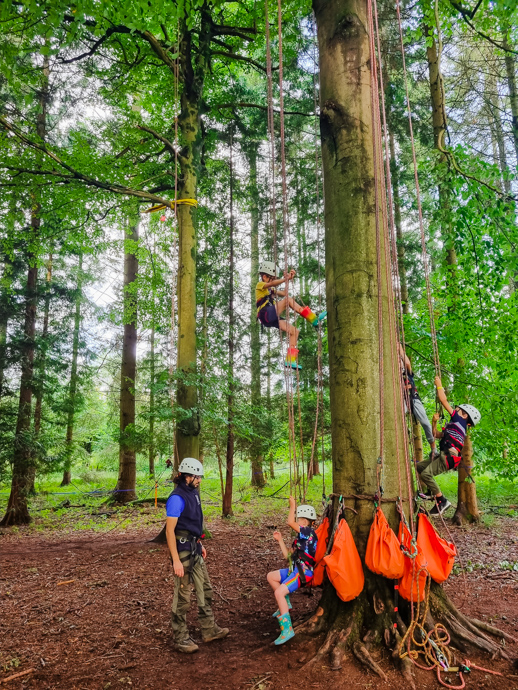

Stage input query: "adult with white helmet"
[
  {"left": 415, "top": 376, "right": 481, "bottom": 517},
  {"left": 266, "top": 497, "right": 319, "bottom": 645},
  {"left": 166, "top": 457, "right": 229, "bottom": 653},
  {"left": 255, "top": 260, "right": 327, "bottom": 370}
]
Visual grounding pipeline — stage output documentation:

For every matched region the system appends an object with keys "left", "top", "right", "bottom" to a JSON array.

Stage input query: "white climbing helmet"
[
  {"left": 296, "top": 504, "right": 317, "bottom": 521},
  {"left": 258, "top": 260, "right": 278, "bottom": 278},
  {"left": 457, "top": 404, "right": 481, "bottom": 427},
  {"left": 178, "top": 457, "right": 204, "bottom": 476}
]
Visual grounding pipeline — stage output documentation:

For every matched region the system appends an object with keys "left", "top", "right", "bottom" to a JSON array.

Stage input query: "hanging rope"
[{"left": 395, "top": 0, "right": 441, "bottom": 381}]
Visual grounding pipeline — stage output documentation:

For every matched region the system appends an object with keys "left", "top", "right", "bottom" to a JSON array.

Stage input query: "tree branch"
[
  {"left": 211, "top": 50, "right": 267, "bottom": 73},
  {"left": 448, "top": 1, "right": 518, "bottom": 55},
  {"left": 210, "top": 21, "right": 257, "bottom": 42},
  {"left": 0, "top": 117, "right": 177, "bottom": 208},
  {"left": 136, "top": 124, "right": 182, "bottom": 161},
  {"left": 213, "top": 102, "right": 316, "bottom": 117}
]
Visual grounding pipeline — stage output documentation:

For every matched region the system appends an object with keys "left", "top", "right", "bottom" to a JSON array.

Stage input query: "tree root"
[
  {"left": 352, "top": 640, "right": 387, "bottom": 680},
  {"left": 294, "top": 606, "right": 327, "bottom": 636},
  {"left": 301, "top": 629, "right": 340, "bottom": 671},
  {"left": 393, "top": 631, "right": 416, "bottom": 690},
  {"left": 470, "top": 618, "right": 518, "bottom": 644}
]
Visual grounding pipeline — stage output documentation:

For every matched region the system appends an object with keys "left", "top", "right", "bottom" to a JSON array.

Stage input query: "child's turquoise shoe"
[
  {"left": 312, "top": 310, "right": 327, "bottom": 328},
  {"left": 274, "top": 612, "right": 295, "bottom": 645},
  {"left": 272, "top": 595, "right": 292, "bottom": 618}
]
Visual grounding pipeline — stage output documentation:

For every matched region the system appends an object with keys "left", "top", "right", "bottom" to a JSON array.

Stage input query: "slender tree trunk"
[
  {"left": 1, "top": 55, "right": 48, "bottom": 526},
  {"left": 148, "top": 322, "right": 155, "bottom": 477},
  {"left": 502, "top": 32, "right": 518, "bottom": 165},
  {"left": 199, "top": 279, "right": 208, "bottom": 464},
  {"left": 61, "top": 254, "right": 83, "bottom": 487},
  {"left": 113, "top": 214, "right": 139, "bottom": 503},
  {"left": 0, "top": 226, "right": 15, "bottom": 399},
  {"left": 223, "top": 134, "right": 235, "bottom": 517},
  {"left": 248, "top": 144, "right": 265, "bottom": 488},
  {"left": 452, "top": 434, "right": 480, "bottom": 525},
  {"left": 27, "top": 253, "right": 52, "bottom": 495}
]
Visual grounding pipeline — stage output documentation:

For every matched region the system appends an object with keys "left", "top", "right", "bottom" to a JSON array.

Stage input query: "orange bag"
[
  {"left": 417, "top": 514, "right": 456, "bottom": 584},
  {"left": 365, "top": 507, "right": 405, "bottom": 580},
  {"left": 323, "top": 518, "right": 364, "bottom": 602},
  {"left": 309, "top": 516, "right": 330, "bottom": 587},
  {"left": 398, "top": 521, "right": 428, "bottom": 602}
]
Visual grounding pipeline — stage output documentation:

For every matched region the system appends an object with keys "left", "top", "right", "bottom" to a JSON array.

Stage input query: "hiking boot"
[
  {"left": 175, "top": 637, "right": 199, "bottom": 653},
  {"left": 274, "top": 612, "right": 295, "bottom": 645},
  {"left": 272, "top": 595, "right": 292, "bottom": 618},
  {"left": 202, "top": 625, "right": 229, "bottom": 643},
  {"left": 430, "top": 497, "right": 451, "bottom": 517}
]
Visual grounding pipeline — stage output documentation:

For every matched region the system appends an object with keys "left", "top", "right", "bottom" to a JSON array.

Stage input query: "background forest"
[{"left": 0, "top": 0, "right": 517, "bottom": 526}]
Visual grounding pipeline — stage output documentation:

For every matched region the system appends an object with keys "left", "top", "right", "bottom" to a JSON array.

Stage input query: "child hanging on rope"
[
  {"left": 256, "top": 260, "right": 326, "bottom": 370},
  {"left": 266, "top": 497, "right": 318, "bottom": 645},
  {"left": 398, "top": 344, "right": 437, "bottom": 459},
  {"left": 416, "top": 376, "right": 481, "bottom": 516}
]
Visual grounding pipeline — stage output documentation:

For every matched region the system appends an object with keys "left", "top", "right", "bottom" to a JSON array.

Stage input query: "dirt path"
[{"left": 1, "top": 517, "right": 517, "bottom": 689}]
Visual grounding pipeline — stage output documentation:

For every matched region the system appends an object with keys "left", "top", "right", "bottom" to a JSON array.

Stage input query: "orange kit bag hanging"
[
  {"left": 398, "top": 521, "right": 428, "bottom": 603},
  {"left": 416, "top": 514, "right": 456, "bottom": 584},
  {"left": 309, "top": 515, "right": 330, "bottom": 587},
  {"left": 324, "top": 516, "right": 364, "bottom": 602},
  {"left": 365, "top": 507, "right": 405, "bottom": 580}
]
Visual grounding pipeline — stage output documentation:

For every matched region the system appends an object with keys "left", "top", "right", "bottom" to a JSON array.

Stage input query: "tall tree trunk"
[
  {"left": 113, "top": 214, "right": 139, "bottom": 503},
  {"left": 0, "top": 210, "right": 16, "bottom": 399},
  {"left": 148, "top": 321, "right": 155, "bottom": 477},
  {"left": 27, "top": 252, "right": 52, "bottom": 495},
  {"left": 62, "top": 254, "right": 83, "bottom": 487},
  {"left": 223, "top": 134, "right": 235, "bottom": 517},
  {"left": 452, "top": 433, "right": 480, "bottom": 525},
  {"left": 502, "top": 31, "right": 518, "bottom": 165},
  {"left": 1, "top": 55, "right": 48, "bottom": 526},
  {"left": 199, "top": 279, "right": 208, "bottom": 464},
  {"left": 426, "top": 26, "right": 481, "bottom": 519},
  {"left": 316, "top": 0, "right": 407, "bottom": 527},
  {"left": 301, "top": 1, "right": 503, "bottom": 670},
  {"left": 174, "top": 15, "right": 211, "bottom": 462},
  {"left": 388, "top": 131, "right": 409, "bottom": 315},
  {"left": 248, "top": 144, "right": 265, "bottom": 488},
  {"left": 425, "top": 26, "right": 457, "bottom": 277}
]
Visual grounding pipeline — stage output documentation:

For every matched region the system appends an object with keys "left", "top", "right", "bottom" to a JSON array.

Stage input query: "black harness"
[{"left": 292, "top": 542, "right": 316, "bottom": 587}]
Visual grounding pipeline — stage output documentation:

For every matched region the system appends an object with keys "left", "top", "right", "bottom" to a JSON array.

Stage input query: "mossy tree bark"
[
  {"left": 248, "top": 143, "right": 266, "bottom": 488},
  {"left": 174, "top": 14, "right": 212, "bottom": 463},
  {"left": 113, "top": 214, "right": 139, "bottom": 504},
  {"left": 304, "top": 0, "right": 508, "bottom": 676},
  {"left": 315, "top": 0, "right": 409, "bottom": 625}
]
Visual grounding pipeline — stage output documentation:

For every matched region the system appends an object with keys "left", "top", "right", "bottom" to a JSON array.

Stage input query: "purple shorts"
[{"left": 258, "top": 304, "right": 280, "bottom": 329}]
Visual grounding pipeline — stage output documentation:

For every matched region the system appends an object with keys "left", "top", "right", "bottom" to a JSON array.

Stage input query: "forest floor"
[{"left": 1, "top": 500, "right": 518, "bottom": 690}]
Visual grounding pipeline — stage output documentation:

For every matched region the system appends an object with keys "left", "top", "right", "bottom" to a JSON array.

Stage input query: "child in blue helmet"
[{"left": 266, "top": 496, "right": 318, "bottom": 645}]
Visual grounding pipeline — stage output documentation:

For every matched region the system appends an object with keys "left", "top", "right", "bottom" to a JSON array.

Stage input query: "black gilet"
[{"left": 170, "top": 482, "right": 204, "bottom": 538}]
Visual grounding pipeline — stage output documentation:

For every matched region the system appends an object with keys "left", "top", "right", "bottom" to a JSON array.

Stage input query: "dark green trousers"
[{"left": 171, "top": 552, "right": 216, "bottom": 643}]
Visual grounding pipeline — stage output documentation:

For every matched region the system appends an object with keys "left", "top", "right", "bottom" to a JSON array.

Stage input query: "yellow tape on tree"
[{"left": 142, "top": 199, "right": 198, "bottom": 214}]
